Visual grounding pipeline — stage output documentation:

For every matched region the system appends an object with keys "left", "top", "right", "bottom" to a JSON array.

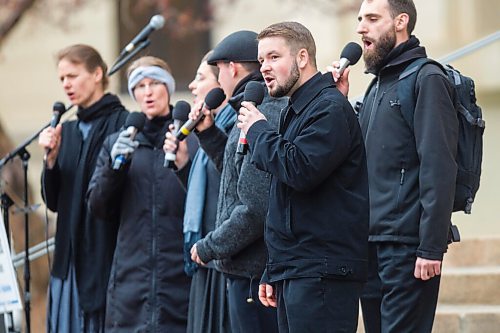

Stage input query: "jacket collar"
[
  {"left": 289, "top": 71, "right": 334, "bottom": 114},
  {"left": 228, "top": 70, "right": 264, "bottom": 111},
  {"left": 368, "top": 36, "right": 427, "bottom": 75}
]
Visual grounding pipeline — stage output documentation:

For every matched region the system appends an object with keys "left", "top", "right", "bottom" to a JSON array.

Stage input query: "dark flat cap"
[{"left": 207, "top": 30, "right": 259, "bottom": 65}]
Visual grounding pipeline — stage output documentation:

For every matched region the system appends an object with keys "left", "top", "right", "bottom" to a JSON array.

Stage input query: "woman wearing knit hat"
[{"left": 87, "top": 56, "right": 196, "bottom": 333}]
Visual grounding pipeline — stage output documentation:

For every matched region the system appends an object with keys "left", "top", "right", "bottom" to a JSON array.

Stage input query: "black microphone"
[
  {"left": 237, "top": 81, "right": 265, "bottom": 155},
  {"left": 164, "top": 100, "right": 191, "bottom": 168},
  {"left": 334, "top": 42, "right": 362, "bottom": 76},
  {"left": 44, "top": 102, "right": 67, "bottom": 158},
  {"left": 112, "top": 112, "right": 146, "bottom": 170},
  {"left": 50, "top": 101, "right": 66, "bottom": 128},
  {"left": 121, "top": 15, "right": 165, "bottom": 56},
  {"left": 176, "top": 87, "right": 226, "bottom": 141}
]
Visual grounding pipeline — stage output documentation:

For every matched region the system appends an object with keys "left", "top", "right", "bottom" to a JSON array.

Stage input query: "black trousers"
[
  {"left": 361, "top": 242, "right": 441, "bottom": 333},
  {"left": 226, "top": 276, "right": 278, "bottom": 333},
  {"left": 275, "top": 277, "right": 363, "bottom": 333}
]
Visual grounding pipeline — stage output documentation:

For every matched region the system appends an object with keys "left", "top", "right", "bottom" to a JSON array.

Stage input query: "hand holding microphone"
[
  {"left": 237, "top": 82, "right": 268, "bottom": 152},
  {"left": 327, "top": 42, "right": 362, "bottom": 97},
  {"left": 177, "top": 87, "right": 226, "bottom": 140},
  {"left": 111, "top": 112, "right": 146, "bottom": 170},
  {"left": 164, "top": 101, "right": 191, "bottom": 168},
  {"left": 38, "top": 101, "right": 66, "bottom": 169},
  {"left": 237, "top": 81, "right": 265, "bottom": 155}
]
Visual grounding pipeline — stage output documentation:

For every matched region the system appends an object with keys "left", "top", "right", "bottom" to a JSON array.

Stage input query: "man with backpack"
[{"left": 338, "top": 0, "right": 460, "bottom": 331}]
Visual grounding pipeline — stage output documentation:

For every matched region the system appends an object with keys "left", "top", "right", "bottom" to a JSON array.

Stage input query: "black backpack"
[{"left": 397, "top": 58, "right": 485, "bottom": 215}]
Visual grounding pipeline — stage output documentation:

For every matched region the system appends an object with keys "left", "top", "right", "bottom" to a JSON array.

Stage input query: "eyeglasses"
[{"left": 134, "top": 80, "right": 165, "bottom": 93}]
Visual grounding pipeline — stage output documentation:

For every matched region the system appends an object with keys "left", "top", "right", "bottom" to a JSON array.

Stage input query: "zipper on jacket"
[
  {"left": 396, "top": 167, "right": 406, "bottom": 213},
  {"left": 150, "top": 151, "right": 158, "bottom": 331},
  {"left": 365, "top": 77, "right": 381, "bottom": 143}
]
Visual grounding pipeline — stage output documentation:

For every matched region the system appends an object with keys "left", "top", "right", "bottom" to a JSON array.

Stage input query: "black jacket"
[
  {"left": 42, "top": 93, "right": 128, "bottom": 311},
  {"left": 87, "top": 115, "right": 195, "bottom": 333},
  {"left": 247, "top": 72, "right": 369, "bottom": 283},
  {"left": 359, "top": 37, "right": 458, "bottom": 260}
]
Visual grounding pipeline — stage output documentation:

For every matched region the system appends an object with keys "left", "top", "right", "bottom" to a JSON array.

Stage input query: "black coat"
[
  {"left": 42, "top": 93, "right": 128, "bottom": 311},
  {"left": 359, "top": 37, "right": 458, "bottom": 260},
  {"left": 87, "top": 115, "right": 195, "bottom": 333},
  {"left": 247, "top": 72, "right": 369, "bottom": 283}
]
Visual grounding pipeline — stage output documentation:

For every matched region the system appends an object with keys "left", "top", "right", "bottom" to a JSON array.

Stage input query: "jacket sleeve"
[
  {"left": 195, "top": 151, "right": 271, "bottom": 263},
  {"left": 174, "top": 135, "right": 199, "bottom": 189},
  {"left": 196, "top": 124, "right": 229, "bottom": 173},
  {"left": 87, "top": 135, "right": 128, "bottom": 221},
  {"left": 414, "top": 70, "right": 458, "bottom": 260},
  {"left": 41, "top": 163, "right": 61, "bottom": 212},
  {"left": 246, "top": 99, "right": 353, "bottom": 192}
]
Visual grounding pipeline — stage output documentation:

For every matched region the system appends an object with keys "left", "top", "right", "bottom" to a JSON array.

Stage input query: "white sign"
[{"left": 0, "top": 215, "right": 22, "bottom": 313}]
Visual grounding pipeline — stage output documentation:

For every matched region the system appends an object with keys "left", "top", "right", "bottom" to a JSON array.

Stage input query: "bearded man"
[
  {"left": 353, "top": 0, "right": 458, "bottom": 332},
  {"left": 238, "top": 21, "right": 369, "bottom": 333}
]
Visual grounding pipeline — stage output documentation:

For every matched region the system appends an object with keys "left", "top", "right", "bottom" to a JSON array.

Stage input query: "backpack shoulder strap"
[{"left": 397, "top": 58, "right": 445, "bottom": 131}]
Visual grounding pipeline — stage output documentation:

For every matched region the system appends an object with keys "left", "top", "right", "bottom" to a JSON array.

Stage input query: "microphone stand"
[
  {"left": 1, "top": 136, "right": 44, "bottom": 333},
  {"left": 0, "top": 148, "right": 33, "bottom": 333},
  {"left": 108, "top": 39, "right": 151, "bottom": 76},
  {"left": 20, "top": 148, "right": 31, "bottom": 333},
  {"left": 0, "top": 35, "right": 151, "bottom": 333}
]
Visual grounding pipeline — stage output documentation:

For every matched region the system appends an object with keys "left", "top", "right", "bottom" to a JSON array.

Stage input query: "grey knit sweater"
[{"left": 196, "top": 83, "right": 287, "bottom": 279}]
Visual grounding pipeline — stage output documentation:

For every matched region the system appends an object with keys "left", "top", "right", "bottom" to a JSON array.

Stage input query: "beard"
[
  {"left": 363, "top": 27, "right": 397, "bottom": 72},
  {"left": 270, "top": 60, "right": 300, "bottom": 98}
]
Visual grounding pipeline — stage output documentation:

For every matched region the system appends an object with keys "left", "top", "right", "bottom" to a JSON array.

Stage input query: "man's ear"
[
  {"left": 229, "top": 61, "right": 238, "bottom": 78},
  {"left": 296, "top": 48, "right": 309, "bottom": 69},
  {"left": 395, "top": 13, "right": 409, "bottom": 33}
]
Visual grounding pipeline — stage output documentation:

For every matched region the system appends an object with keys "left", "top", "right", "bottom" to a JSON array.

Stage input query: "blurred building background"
[{"left": 0, "top": 0, "right": 499, "bottom": 331}]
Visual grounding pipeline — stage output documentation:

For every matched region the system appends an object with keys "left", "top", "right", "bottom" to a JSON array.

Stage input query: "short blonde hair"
[{"left": 258, "top": 21, "right": 317, "bottom": 68}]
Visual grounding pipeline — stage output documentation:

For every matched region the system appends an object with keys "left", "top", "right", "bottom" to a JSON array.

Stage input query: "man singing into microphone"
[
  {"left": 237, "top": 22, "right": 369, "bottom": 332},
  {"left": 183, "top": 30, "right": 287, "bottom": 332},
  {"left": 334, "top": 1, "right": 458, "bottom": 331}
]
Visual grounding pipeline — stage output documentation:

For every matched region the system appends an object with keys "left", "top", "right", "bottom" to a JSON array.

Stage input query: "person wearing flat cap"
[{"left": 184, "top": 30, "right": 288, "bottom": 332}]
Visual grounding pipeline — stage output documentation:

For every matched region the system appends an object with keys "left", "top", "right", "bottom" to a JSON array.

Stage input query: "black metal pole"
[{"left": 19, "top": 148, "right": 31, "bottom": 333}]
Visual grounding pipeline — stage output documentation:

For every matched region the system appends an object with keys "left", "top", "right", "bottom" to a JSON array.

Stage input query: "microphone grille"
[
  {"left": 52, "top": 101, "right": 66, "bottom": 114},
  {"left": 204, "top": 87, "right": 226, "bottom": 110},
  {"left": 173, "top": 101, "right": 191, "bottom": 121},
  {"left": 244, "top": 81, "right": 265, "bottom": 106},
  {"left": 150, "top": 15, "right": 165, "bottom": 30},
  {"left": 125, "top": 112, "right": 147, "bottom": 131},
  {"left": 340, "top": 42, "right": 363, "bottom": 66}
]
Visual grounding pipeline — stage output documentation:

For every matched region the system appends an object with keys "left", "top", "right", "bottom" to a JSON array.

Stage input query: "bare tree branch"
[{"left": 0, "top": 0, "right": 37, "bottom": 48}]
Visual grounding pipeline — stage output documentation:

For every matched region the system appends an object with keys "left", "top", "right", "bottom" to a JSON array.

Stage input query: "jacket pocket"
[
  {"left": 395, "top": 166, "right": 406, "bottom": 213},
  {"left": 285, "top": 187, "right": 294, "bottom": 237},
  {"left": 285, "top": 201, "right": 293, "bottom": 236}
]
